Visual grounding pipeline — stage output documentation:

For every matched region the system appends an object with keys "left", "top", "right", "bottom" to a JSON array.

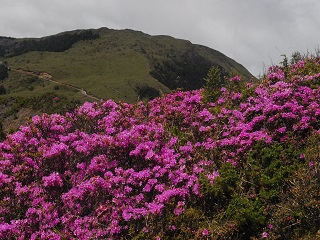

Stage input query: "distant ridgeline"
[
  {"left": 0, "top": 28, "right": 254, "bottom": 101},
  {"left": 0, "top": 30, "right": 99, "bottom": 57}
]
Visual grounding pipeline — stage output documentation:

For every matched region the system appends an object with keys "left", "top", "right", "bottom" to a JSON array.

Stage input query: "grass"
[
  {"left": 0, "top": 28, "right": 255, "bottom": 131},
  {"left": 6, "top": 30, "right": 172, "bottom": 103},
  {"left": 1, "top": 70, "right": 90, "bottom": 102},
  {"left": 3, "top": 28, "right": 254, "bottom": 103}
]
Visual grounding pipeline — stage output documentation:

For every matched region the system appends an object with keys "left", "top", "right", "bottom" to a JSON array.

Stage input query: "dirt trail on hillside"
[{"left": 14, "top": 68, "right": 101, "bottom": 101}]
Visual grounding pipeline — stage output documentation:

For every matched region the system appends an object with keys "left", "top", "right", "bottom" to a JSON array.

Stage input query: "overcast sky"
[{"left": 1, "top": 0, "right": 319, "bottom": 76}]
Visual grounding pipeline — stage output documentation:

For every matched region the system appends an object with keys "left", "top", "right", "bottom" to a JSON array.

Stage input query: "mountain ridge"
[
  {"left": 1, "top": 28, "right": 254, "bottom": 102},
  {"left": 0, "top": 28, "right": 256, "bottom": 125}
]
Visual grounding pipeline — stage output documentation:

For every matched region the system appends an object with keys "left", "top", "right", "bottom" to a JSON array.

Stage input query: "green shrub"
[
  {"left": 0, "top": 64, "right": 8, "bottom": 80},
  {"left": 202, "top": 66, "right": 223, "bottom": 103},
  {"left": 0, "top": 120, "right": 6, "bottom": 140},
  {"left": 195, "top": 140, "right": 310, "bottom": 239},
  {"left": 135, "top": 83, "right": 161, "bottom": 100},
  {"left": 0, "top": 85, "right": 6, "bottom": 95}
]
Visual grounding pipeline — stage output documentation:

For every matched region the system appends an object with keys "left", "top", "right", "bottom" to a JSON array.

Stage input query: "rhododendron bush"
[{"left": 1, "top": 56, "right": 320, "bottom": 239}]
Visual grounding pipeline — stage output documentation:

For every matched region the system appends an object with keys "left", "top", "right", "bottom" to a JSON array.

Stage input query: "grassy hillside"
[
  {"left": 0, "top": 28, "right": 255, "bottom": 132},
  {"left": 1, "top": 28, "right": 254, "bottom": 103}
]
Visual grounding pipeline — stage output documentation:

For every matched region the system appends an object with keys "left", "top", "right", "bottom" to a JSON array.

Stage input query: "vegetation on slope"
[
  {"left": 0, "top": 28, "right": 255, "bottom": 132},
  {"left": 0, "top": 92, "right": 80, "bottom": 135},
  {"left": 0, "top": 61, "right": 8, "bottom": 80},
  {"left": 0, "top": 30, "right": 99, "bottom": 57},
  {"left": 1, "top": 28, "right": 254, "bottom": 102},
  {"left": 0, "top": 68, "right": 91, "bottom": 132},
  {"left": 0, "top": 54, "right": 319, "bottom": 239}
]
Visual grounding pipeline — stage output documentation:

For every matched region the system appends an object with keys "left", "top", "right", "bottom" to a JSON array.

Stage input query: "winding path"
[{"left": 14, "top": 68, "right": 101, "bottom": 101}]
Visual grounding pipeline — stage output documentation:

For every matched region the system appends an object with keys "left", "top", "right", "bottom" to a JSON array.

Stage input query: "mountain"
[{"left": 0, "top": 27, "right": 254, "bottom": 103}]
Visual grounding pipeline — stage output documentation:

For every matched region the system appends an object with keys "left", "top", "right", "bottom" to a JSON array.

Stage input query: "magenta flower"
[
  {"left": 170, "top": 225, "right": 176, "bottom": 230},
  {"left": 277, "top": 127, "right": 286, "bottom": 133},
  {"left": 202, "top": 228, "right": 209, "bottom": 236},
  {"left": 230, "top": 75, "right": 241, "bottom": 82},
  {"left": 1, "top": 55, "right": 320, "bottom": 238},
  {"left": 42, "top": 172, "right": 63, "bottom": 187},
  {"left": 262, "top": 231, "right": 269, "bottom": 238}
]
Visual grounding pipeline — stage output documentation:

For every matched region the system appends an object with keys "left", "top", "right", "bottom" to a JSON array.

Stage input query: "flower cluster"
[
  {"left": 0, "top": 96, "right": 219, "bottom": 239},
  {"left": 1, "top": 56, "right": 320, "bottom": 238}
]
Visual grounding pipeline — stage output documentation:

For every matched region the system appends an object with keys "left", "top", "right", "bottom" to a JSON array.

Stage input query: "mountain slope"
[{"left": 1, "top": 28, "right": 254, "bottom": 102}]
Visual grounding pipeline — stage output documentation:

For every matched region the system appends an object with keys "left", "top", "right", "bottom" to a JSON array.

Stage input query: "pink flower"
[
  {"left": 0, "top": 223, "right": 12, "bottom": 231},
  {"left": 174, "top": 201, "right": 185, "bottom": 216},
  {"left": 262, "top": 231, "right": 269, "bottom": 238},
  {"left": 147, "top": 202, "right": 164, "bottom": 214},
  {"left": 277, "top": 127, "right": 286, "bottom": 134},
  {"left": 170, "top": 225, "right": 176, "bottom": 230},
  {"left": 207, "top": 171, "right": 219, "bottom": 185},
  {"left": 250, "top": 193, "right": 256, "bottom": 199},
  {"left": 202, "top": 228, "right": 209, "bottom": 236},
  {"left": 3, "top": 56, "right": 320, "bottom": 238},
  {"left": 42, "top": 172, "right": 63, "bottom": 187},
  {"left": 229, "top": 75, "right": 241, "bottom": 82}
]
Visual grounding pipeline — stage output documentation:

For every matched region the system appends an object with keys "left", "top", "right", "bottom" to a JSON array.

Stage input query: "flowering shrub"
[{"left": 0, "top": 56, "right": 320, "bottom": 239}]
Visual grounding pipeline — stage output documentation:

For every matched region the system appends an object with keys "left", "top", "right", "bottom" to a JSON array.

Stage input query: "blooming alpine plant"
[
  {"left": 0, "top": 97, "right": 220, "bottom": 239},
  {"left": 0, "top": 56, "right": 320, "bottom": 239}
]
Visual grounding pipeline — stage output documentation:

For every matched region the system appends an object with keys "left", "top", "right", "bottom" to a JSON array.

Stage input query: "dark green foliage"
[
  {"left": 34, "top": 30, "right": 100, "bottom": 53},
  {"left": 0, "top": 85, "right": 6, "bottom": 95},
  {"left": 25, "top": 76, "right": 39, "bottom": 84},
  {"left": 0, "top": 30, "right": 100, "bottom": 57},
  {"left": 0, "top": 96, "right": 27, "bottom": 120},
  {"left": 0, "top": 46, "right": 5, "bottom": 56},
  {"left": 149, "top": 49, "right": 212, "bottom": 90},
  {"left": 135, "top": 83, "right": 161, "bottom": 100},
  {"left": 290, "top": 51, "right": 304, "bottom": 64},
  {"left": 201, "top": 163, "right": 239, "bottom": 207},
  {"left": 0, "top": 120, "right": 6, "bottom": 140},
  {"left": 202, "top": 66, "right": 224, "bottom": 102},
  {"left": 243, "top": 141, "right": 302, "bottom": 208},
  {"left": 275, "top": 134, "right": 320, "bottom": 238},
  {"left": 194, "top": 140, "right": 316, "bottom": 239},
  {"left": 0, "top": 93, "right": 79, "bottom": 132},
  {"left": 225, "top": 196, "right": 266, "bottom": 238},
  {"left": 0, "top": 63, "right": 8, "bottom": 80},
  {"left": 24, "top": 92, "right": 79, "bottom": 114},
  {"left": 4, "top": 73, "right": 44, "bottom": 94}
]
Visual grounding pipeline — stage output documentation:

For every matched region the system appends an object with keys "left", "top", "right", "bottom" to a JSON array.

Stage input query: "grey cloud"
[{"left": 1, "top": 0, "right": 320, "bottom": 76}]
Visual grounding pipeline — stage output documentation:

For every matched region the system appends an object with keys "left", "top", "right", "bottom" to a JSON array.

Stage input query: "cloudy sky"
[{"left": 1, "top": 0, "right": 319, "bottom": 76}]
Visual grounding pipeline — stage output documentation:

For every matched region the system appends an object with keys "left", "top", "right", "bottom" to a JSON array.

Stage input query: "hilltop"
[
  {"left": 0, "top": 27, "right": 254, "bottom": 102},
  {"left": 0, "top": 28, "right": 255, "bottom": 132}
]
